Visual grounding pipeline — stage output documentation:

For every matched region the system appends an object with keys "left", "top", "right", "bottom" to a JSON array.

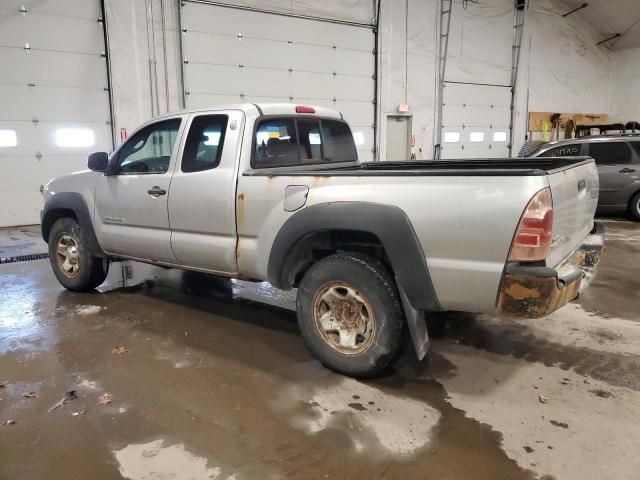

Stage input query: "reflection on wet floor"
[{"left": 1, "top": 218, "right": 639, "bottom": 480}]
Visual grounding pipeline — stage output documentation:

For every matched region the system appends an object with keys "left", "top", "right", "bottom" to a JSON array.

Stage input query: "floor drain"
[{"left": 0, "top": 253, "right": 49, "bottom": 264}]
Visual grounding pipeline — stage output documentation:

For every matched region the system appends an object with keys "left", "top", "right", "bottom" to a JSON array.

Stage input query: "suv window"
[
  {"left": 182, "top": 115, "right": 228, "bottom": 172},
  {"left": 117, "top": 119, "right": 181, "bottom": 174},
  {"left": 253, "top": 117, "right": 357, "bottom": 168},
  {"left": 630, "top": 142, "right": 640, "bottom": 159},
  {"left": 542, "top": 144, "right": 582, "bottom": 157},
  {"left": 587, "top": 141, "right": 632, "bottom": 165}
]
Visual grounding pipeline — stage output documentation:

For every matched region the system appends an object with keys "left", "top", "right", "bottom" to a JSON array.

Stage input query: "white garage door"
[
  {"left": 440, "top": 82, "right": 511, "bottom": 159},
  {"left": 180, "top": 1, "right": 375, "bottom": 161},
  {"left": 0, "top": 0, "right": 113, "bottom": 227},
  {"left": 439, "top": 0, "right": 514, "bottom": 159}
]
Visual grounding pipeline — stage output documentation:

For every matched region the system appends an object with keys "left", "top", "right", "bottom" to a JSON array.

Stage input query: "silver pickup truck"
[{"left": 41, "top": 103, "right": 604, "bottom": 377}]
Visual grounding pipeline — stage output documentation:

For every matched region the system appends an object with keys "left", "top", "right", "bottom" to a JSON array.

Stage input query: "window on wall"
[
  {"left": 55, "top": 128, "right": 94, "bottom": 147},
  {"left": 443, "top": 132, "right": 460, "bottom": 143},
  {"left": 181, "top": 115, "right": 228, "bottom": 173},
  {"left": 117, "top": 119, "right": 181, "bottom": 174},
  {"left": 0, "top": 130, "right": 17, "bottom": 147},
  {"left": 469, "top": 132, "right": 484, "bottom": 142},
  {"left": 493, "top": 131, "right": 507, "bottom": 142}
]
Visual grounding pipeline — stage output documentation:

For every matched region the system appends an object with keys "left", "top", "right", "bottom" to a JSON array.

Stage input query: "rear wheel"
[
  {"left": 630, "top": 191, "right": 640, "bottom": 221},
  {"left": 48, "top": 217, "right": 108, "bottom": 291},
  {"left": 296, "top": 253, "right": 404, "bottom": 378}
]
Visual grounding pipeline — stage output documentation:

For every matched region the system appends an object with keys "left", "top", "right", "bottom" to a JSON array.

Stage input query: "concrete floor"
[{"left": 0, "top": 218, "right": 638, "bottom": 479}]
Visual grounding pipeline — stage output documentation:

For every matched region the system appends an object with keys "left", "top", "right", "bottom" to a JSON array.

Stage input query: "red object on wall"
[{"left": 120, "top": 127, "right": 128, "bottom": 143}]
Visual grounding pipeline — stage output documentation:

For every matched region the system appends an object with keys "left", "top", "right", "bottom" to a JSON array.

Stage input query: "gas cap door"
[{"left": 283, "top": 185, "right": 309, "bottom": 212}]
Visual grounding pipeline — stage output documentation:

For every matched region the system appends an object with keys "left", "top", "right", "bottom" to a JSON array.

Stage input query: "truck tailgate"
[{"left": 545, "top": 158, "right": 599, "bottom": 268}]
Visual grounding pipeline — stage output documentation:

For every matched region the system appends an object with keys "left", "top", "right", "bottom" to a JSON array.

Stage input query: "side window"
[
  {"left": 297, "top": 119, "right": 323, "bottom": 163},
  {"left": 587, "top": 142, "right": 632, "bottom": 165},
  {"left": 630, "top": 142, "right": 640, "bottom": 161},
  {"left": 117, "top": 119, "right": 181, "bottom": 174},
  {"left": 182, "top": 115, "right": 228, "bottom": 172},
  {"left": 321, "top": 120, "right": 357, "bottom": 162},
  {"left": 254, "top": 119, "right": 298, "bottom": 168},
  {"left": 542, "top": 144, "right": 582, "bottom": 157}
]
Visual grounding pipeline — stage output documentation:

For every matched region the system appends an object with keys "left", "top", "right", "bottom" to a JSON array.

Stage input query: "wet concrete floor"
[{"left": 0, "top": 218, "right": 639, "bottom": 479}]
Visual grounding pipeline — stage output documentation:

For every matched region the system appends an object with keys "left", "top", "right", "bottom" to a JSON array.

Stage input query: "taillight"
[
  {"left": 508, "top": 187, "right": 553, "bottom": 262},
  {"left": 295, "top": 105, "right": 315, "bottom": 114}
]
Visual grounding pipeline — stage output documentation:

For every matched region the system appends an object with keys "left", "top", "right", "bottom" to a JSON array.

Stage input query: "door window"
[
  {"left": 630, "top": 142, "right": 640, "bottom": 160},
  {"left": 587, "top": 142, "right": 632, "bottom": 165},
  {"left": 116, "top": 119, "right": 182, "bottom": 174},
  {"left": 182, "top": 115, "right": 228, "bottom": 172},
  {"left": 542, "top": 144, "right": 582, "bottom": 157}
]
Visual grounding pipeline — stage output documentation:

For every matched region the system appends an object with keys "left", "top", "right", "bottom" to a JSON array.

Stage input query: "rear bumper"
[{"left": 496, "top": 221, "right": 604, "bottom": 319}]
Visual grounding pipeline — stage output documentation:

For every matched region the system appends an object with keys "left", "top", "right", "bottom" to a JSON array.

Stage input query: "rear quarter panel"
[{"left": 236, "top": 173, "right": 548, "bottom": 313}]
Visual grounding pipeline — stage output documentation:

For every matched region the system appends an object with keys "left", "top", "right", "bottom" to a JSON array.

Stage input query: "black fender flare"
[
  {"left": 267, "top": 202, "right": 440, "bottom": 312},
  {"left": 41, "top": 192, "right": 105, "bottom": 257}
]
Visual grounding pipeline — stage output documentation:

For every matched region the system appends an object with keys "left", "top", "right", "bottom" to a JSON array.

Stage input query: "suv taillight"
[{"left": 508, "top": 187, "right": 553, "bottom": 262}]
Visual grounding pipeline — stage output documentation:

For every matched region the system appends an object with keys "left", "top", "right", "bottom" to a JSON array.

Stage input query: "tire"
[
  {"left": 296, "top": 253, "right": 404, "bottom": 378},
  {"left": 630, "top": 191, "right": 640, "bottom": 221},
  {"left": 517, "top": 140, "right": 546, "bottom": 158},
  {"left": 48, "top": 217, "right": 108, "bottom": 292}
]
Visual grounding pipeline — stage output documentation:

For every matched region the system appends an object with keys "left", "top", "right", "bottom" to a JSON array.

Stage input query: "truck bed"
[{"left": 244, "top": 157, "right": 594, "bottom": 177}]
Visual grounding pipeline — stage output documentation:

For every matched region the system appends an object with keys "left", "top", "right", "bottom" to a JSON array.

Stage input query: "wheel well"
[
  {"left": 282, "top": 229, "right": 392, "bottom": 288},
  {"left": 42, "top": 208, "right": 77, "bottom": 243},
  {"left": 628, "top": 189, "right": 640, "bottom": 211}
]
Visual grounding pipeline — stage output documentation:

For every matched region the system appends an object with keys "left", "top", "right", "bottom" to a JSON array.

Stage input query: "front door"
[
  {"left": 95, "top": 118, "right": 184, "bottom": 262},
  {"left": 586, "top": 141, "right": 636, "bottom": 208},
  {"left": 168, "top": 111, "right": 242, "bottom": 273}
]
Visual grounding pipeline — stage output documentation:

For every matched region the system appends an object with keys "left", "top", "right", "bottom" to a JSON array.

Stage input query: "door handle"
[
  {"left": 620, "top": 168, "right": 636, "bottom": 173},
  {"left": 147, "top": 186, "right": 166, "bottom": 196}
]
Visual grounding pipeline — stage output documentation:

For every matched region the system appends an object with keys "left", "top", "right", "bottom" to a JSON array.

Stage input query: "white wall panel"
[
  {"left": 378, "top": 0, "right": 438, "bottom": 161},
  {"left": 0, "top": 0, "right": 112, "bottom": 227},
  {"left": 181, "top": 1, "right": 375, "bottom": 161},
  {"left": 610, "top": 47, "right": 640, "bottom": 123},
  {"left": 445, "top": 0, "right": 514, "bottom": 86}
]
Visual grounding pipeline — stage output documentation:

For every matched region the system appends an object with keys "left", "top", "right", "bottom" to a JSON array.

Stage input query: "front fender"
[{"left": 41, "top": 192, "right": 105, "bottom": 257}]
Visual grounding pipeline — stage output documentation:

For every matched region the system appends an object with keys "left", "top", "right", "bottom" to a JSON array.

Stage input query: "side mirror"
[{"left": 88, "top": 152, "right": 109, "bottom": 172}]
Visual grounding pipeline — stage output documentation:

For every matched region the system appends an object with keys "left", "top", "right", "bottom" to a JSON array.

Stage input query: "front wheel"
[
  {"left": 48, "top": 217, "right": 108, "bottom": 292},
  {"left": 630, "top": 191, "right": 640, "bottom": 221},
  {"left": 296, "top": 253, "right": 404, "bottom": 378}
]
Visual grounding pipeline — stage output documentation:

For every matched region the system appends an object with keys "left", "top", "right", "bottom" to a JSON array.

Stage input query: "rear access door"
[{"left": 168, "top": 110, "right": 244, "bottom": 273}]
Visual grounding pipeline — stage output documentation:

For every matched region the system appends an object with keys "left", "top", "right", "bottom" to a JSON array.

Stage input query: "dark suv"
[{"left": 527, "top": 135, "right": 640, "bottom": 220}]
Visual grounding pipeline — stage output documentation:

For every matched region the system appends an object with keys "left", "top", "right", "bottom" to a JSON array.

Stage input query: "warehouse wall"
[
  {"left": 104, "top": 0, "right": 625, "bottom": 160},
  {"left": 105, "top": 0, "right": 182, "bottom": 145},
  {"left": 610, "top": 47, "right": 640, "bottom": 123},
  {"left": 378, "top": 0, "right": 437, "bottom": 161},
  {"left": 512, "top": 0, "right": 614, "bottom": 150}
]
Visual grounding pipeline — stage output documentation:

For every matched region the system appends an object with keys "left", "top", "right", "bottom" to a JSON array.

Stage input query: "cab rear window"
[{"left": 253, "top": 117, "right": 357, "bottom": 168}]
